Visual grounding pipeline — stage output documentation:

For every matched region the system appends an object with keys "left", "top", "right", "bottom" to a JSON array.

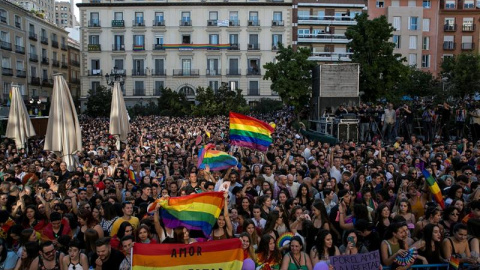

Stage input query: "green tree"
[
  {"left": 346, "top": 13, "right": 408, "bottom": 101},
  {"left": 156, "top": 87, "right": 191, "bottom": 116},
  {"left": 85, "top": 85, "right": 111, "bottom": 117},
  {"left": 193, "top": 84, "right": 249, "bottom": 116},
  {"left": 398, "top": 66, "right": 439, "bottom": 98},
  {"left": 440, "top": 53, "right": 480, "bottom": 98},
  {"left": 263, "top": 44, "right": 316, "bottom": 113},
  {"left": 251, "top": 98, "right": 284, "bottom": 114}
]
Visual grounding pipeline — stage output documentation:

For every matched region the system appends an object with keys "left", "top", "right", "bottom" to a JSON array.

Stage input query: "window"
[
  {"left": 91, "top": 82, "right": 100, "bottom": 93},
  {"left": 409, "top": 36, "right": 417, "bottom": 49},
  {"left": 444, "top": 36, "right": 454, "bottom": 49},
  {"left": 182, "top": 59, "right": 192, "bottom": 75},
  {"left": 393, "top": 35, "right": 400, "bottom": 48},
  {"left": 135, "top": 12, "right": 144, "bottom": 25},
  {"left": 154, "top": 59, "right": 164, "bottom": 75},
  {"left": 42, "top": 49, "right": 47, "bottom": 58},
  {"left": 2, "top": 57, "right": 10, "bottom": 68},
  {"left": 464, "top": 0, "right": 474, "bottom": 8},
  {"left": 133, "top": 35, "right": 145, "bottom": 50},
  {"left": 421, "top": 55, "right": 430, "bottom": 67},
  {"left": 423, "top": 0, "right": 431, "bottom": 8},
  {"left": 376, "top": 1, "right": 384, "bottom": 7},
  {"left": 114, "top": 35, "right": 124, "bottom": 50},
  {"left": 154, "top": 12, "right": 164, "bottom": 25},
  {"left": 445, "top": 18, "right": 455, "bottom": 30},
  {"left": 155, "top": 35, "right": 163, "bottom": 45},
  {"left": 298, "top": 29, "right": 311, "bottom": 38},
  {"left": 273, "top": 12, "right": 282, "bottom": 22},
  {"left": 408, "top": 17, "right": 418, "bottom": 30},
  {"left": 0, "top": 9, "right": 7, "bottom": 23},
  {"left": 229, "top": 81, "right": 239, "bottom": 91},
  {"left": 249, "top": 11, "right": 259, "bottom": 25},
  {"left": 209, "top": 81, "right": 219, "bottom": 92},
  {"left": 408, "top": 0, "right": 416, "bottom": 6},
  {"left": 391, "top": 0, "right": 400, "bottom": 6},
  {"left": 181, "top": 12, "right": 191, "bottom": 23},
  {"left": 408, "top": 54, "right": 417, "bottom": 66},
  {"left": 272, "top": 34, "right": 282, "bottom": 49},
  {"left": 154, "top": 81, "right": 164, "bottom": 95},
  {"left": 89, "top": 35, "right": 99, "bottom": 44},
  {"left": 445, "top": 0, "right": 455, "bottom": 8},
  {"left": 14, "top": 15, "right": 21, "bottom": 28},
  {"left": 393, "top": 17, "right": 401, "bottom": 30},
  {"left": 114, "top": 59, "right": 124, "bottom": 71},
  {"left": 134, "top": 81, "right": 144, "bottom": 95},
  {"left": 41, "top": 29, "right": 47, "bottom": 39},
  {"left": 423, "top": 36, "right": 429, "bottom": 50},
  {"left": 463, "top": 18, "right": 474, "bottom": 31},
  {"left": 229, "top": 58, "right": 239, "bottom": 74},
  {"left": 182, "top": 34, "right": 191, "bottom": 44},
  {"left": 209, "top": 11, "right": 218, "bottom": 21},
  {"left": 298, "top": 10, "right": 309, "bottom": 20},
  {"left": 248, "top": 58, "right": 260, "bottom": 75},
  {"left": 52, "top": 33, "right": 57, "bottom": 42},
  {"left": 0, "top": 31, "right": 8, "bottom": 42},
  {"left": 15, "top": 36, "right": 22, "bottom": 46},
  {"left": 209, "top": 34, "right": 219, "bottom": 45},
  {"left": 249, "top": 34, "right": 258, "bottom": 49},
  {"left": 91, "top": 59, "right": 100, "bottom": 75},
  {"left": 229, "top": 11, "right": 238, "bottom": 22},
  {"left": 114, "top": 12, "right": 123, "bottom": 20},
  {"left": 16, "top": 60, "right": 24, "bottom": 70},
  {"left": 423, "top": 18, "right": 430, "bottom": 31},
  {"left": 248, "top": 81, "right": 259, "bottom": 95},
  {"left": 229, "top": 34, "right": 238, "bottom": 45},
  {"left": 90, "top": 12, "right": 99, "bottom": 26},
  {"left": 462, "top": 36, "right": 473, "bottom": 49}
]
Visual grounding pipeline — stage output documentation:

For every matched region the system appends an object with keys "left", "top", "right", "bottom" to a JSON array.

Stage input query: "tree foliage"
[
  {"left": 192, "top": 84, "right": 249, "bottom": 116},
  {"left": 398, "top": 66, "right": 439, "bottom": 98},
  {"left": 85, "top": 85, "right": 111, "bottom": 117},
  {"left": 156, "top": 87, "right": 192, "bottom": 116},
  {"left": 251, "top": 98, "right": 284, "bottom": 114},
  {"left": 346, "top": 13, "right": 408, "bottom": 101},
  {"left": 440, "top": 53, "right": 480, "bottom": 98},
  {"left": 263, "top": 44, "right": 316, "bottom": 112}
]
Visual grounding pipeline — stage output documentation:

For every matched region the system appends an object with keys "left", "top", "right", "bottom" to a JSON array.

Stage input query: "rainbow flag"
[
  {"left": 449, "top": 256, "right": 460, "bottom": 269},
  {"left": 229, "top": 112, "right": 274, "bottom": 151},
  {"left": 132, "top": 239, "right": 243, "bottom": 270},
  {"left": 197, "top": 144, "right": 237, "bottom": 171},
  {"left": 422, "top": 169, "right": 445, "bottom": 209},
  {"left": 147, "top": 192, "right": 225, "bottom": 237},
  {"left": 126, "top": 169, "right": 140, "bottom": 184},
  {"left": 162, "top": 43, "right": 231, "bottom": 49}
]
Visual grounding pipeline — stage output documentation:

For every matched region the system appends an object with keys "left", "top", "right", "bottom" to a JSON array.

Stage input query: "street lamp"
[{"left": 105, "top": 66, "right": 125, "bottom": 86}]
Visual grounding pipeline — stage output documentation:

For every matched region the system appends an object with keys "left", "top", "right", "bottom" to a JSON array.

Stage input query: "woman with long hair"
[
  {"left": 13, "top": 241, "right": 38, "bottom": 270},
  {"left": 19, "top": 205, "right": 47, "bottom": 231},
  {"left": 239, "top": 232, "right": 256, "bottom": 261},
  {"left": 61, "top": 239, "right": 88, "bottom": 270},
  {"left": 173, "top": 226, "right": 196, "bottom": 244},
  {"left": 110, "top": 222, "right": 134, "bottom": 250},
  {"left": 374, "top": 203, "right": 392, "bottom": 239},
  {"left": 99, "top": 202, "right": 119, "bottom": 236},
  {"left": 296, "top": 184, "right": 312, "bottom": 209},
  {"left": 76, "top": 209, "right": 103, "bottom": 250},
  {"left": 255, "top": 234, "right": 282, "bottom": 270},
  {"left": 243, "top": 219, "right": 260, "bottom": 249},
  {"left": 414, "top": 206, "right": 442, "bottom": 240},
  {"left": 440, "top": 206, "right": 460, "bottom": 238},
  {"left": 380, "top": 222, "right": 409, "bottom": 267},
  {"left": 280, "top": 236, "right": 312, "bottom": 270},
  {"left": 310, "top": 229, "right": 339, "bottom": 267},
  {"left": 258, "top": 195, "right": 272, "bottom": 220},
  {"left": 411, "top": 223, "right": 443, "bottom": 264},
  {"left": 84, "top": 228, "right": 99, "bottom": 265},
  {"left": 339, "top": 229, "right": 368, "bottom": 255},
  {"left": 211, "top": 191, "right": 233, "bottom": 240},
  {"left": 391, "top": 199, "right": 416, "bottom": 232},
  {"left": 311, "top": 202, "right": 332, "bottom": 232},
  {"left": 264, "top": 210, "right": 290, "bottom": 239},
  {"left": 136, "top": 224, "right": 157, "bottom": 244},
  {"left": 237, "top": 197, "right": 253, "bottom": 218}
]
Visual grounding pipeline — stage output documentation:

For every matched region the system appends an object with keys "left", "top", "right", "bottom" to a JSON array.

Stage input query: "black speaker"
[{"left": 336, "top": 123, "right": 358, "bottom": 142}]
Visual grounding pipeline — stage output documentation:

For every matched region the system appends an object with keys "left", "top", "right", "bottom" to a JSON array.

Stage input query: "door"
[
  {"left": 229, "top": 59, "right": 238, "bottom": 74},
  {"left": 208, "top": 59, "right": 218, "bottom": 75},
  {"left": 182, "top": 59, "right": 191, "bottom": 75}
]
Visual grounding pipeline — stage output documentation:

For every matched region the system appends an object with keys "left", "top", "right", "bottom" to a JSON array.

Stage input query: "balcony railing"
[
  {"left": 0, "top": 41, "right": 11, "bottom": 50},
  {"left": 179, "top": 19, "right": 192, "bottom": 26},
  {"left": 462, "top": 24, "right": 475, "bottom": 31},
  {"left": 29, "top": 53, "right": 38, "bottom": 62},
  {"left": 206, "top": 69, "right": 220, "bottom": 76},
  {"left": 308, "top": 52, "right": 353, "bottom": 61},
  {"left": 132, "top": 69, "right": 147, "bottom": 76},
  {"left": 153, "top": 44, "right": 165, "bottom": 50},
  {"left": 88, "top": 44, "right": 101, "bottom": 51},
  {"left": 71, "top": 78, "right": 80, "bottom": 84},
  {"left": 112, "top": 20, "right": 125, "bottom": 27},
  {"left": 248, "top": 20, "right": 260, "bottom": 26},
  {"left": 444, "top": 24, "right": 456, "bottom": 31},
  {"left": 2, "top": 68, "right": 13, "bottom": 76},
  {"left": 88, "top": 20, "right": 101, "bottom": 27},
  {"left": 226, "top": 69, "right": 241, "bottom": 76},
  {"left": 61, "top": 44, "right": 67, "bottom": 51},
  {"left": 71, "top": 60, "right": 80, "bottom": 67},
  {"left": 15, "top": 22, "right": 21, "bottom": 28},
  {"left": 88, "top": 69, "right": 102, "bottom": 76},
  {"left": 16, "top": 70, "right": 26, "bottom": 77},
  {"left": 247, "top": 68, "right": 261, "bottom": 76},
  {"left": 248, "top": 43, "right": 260, "bottom": 50},
  {"left": 42, "top": 78, "right": 53, "bottom": 87},
  {"left": 15, "top": 45, "right": 25, "bottom": 54},
  {"left": 153, "top": 19, "right": 165, "bottom": 26},
  {"left": 52, "top": 60, "right": 59, "bottom": 67},
  {"left": 0, "top": 16, "right": 6, "bottom": 23},
  {"left": 443, "top": 41, "right": 455, "bottom": 50},
  {"left": 152, "top": 69, "right": 166, "bottom": 76},
  {"left": 29, "top": 32, "right": 37, "bottom": 41},
  {"left": 247, "top": 88, "right": 260, "bottom": 96},
  {"left": 462, "top": 42, "right": 474, "bottom": 50},
  {"left": 298, "top": 15, "right": 357, "bottom": 25},
  {"left": 30, "top": 77, "right": 41, "bottom": 85},
  {"left": 40, "top": 36, "right": 48, "bottom": 45},
  {"left": 272, "top": 20, "right": 284, "bottom": 26},
  {"left": 133, "top": 89, "right": 146, "bottom": 96},
  {"left": 52, "top": 40, "right": 58, "bottom": 48},
  {"left": 229, "top": 20, "right": 240, "bottom": 27},
  {"left": 111, "top": 69, "right": 126, "bottom": 75},
  {"left": 207, "top": 20, "right": 217, "bottom": 26},
  {"left": 112, "top": 44, "right": 125, "bottom": 51},
  {"left": 207, "top": 44, "right": 220, "bottom": 50},
  {"left": 61, "top": 61, "right": 68, "bottom": 68},
  {"left": 41, "top": 57, "right": 49, "bottom": 65},
  {"left": 173, "top": 69, "right": 199, "bottom": 76},
  {"left": 133, "top": 19, "right": 145, "bottom": 26},
  {"left": 298, "top": 33, "right": 350, "bottom": 43}
]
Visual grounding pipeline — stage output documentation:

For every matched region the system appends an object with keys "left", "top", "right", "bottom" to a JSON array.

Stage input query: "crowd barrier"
[{"left": 382, "top": 264, "right": 476, "bottom": 270}]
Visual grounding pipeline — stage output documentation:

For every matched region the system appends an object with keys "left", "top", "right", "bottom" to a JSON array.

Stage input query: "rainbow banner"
[
  {"left": 197, "top": 144, "right": 238, "bottom": 171},
  {"left": 162, "top": 44, "right": 231, "bottom": 49},
  {"left": 147, "top": 192, "right": 225, "bottom": 237},
  {"left": 132, "top": 239, "right": 243, "bottom": 270},
  {"left": 126, "top": 169, "right": 140, "bottom": 184},
  {"left": 422, "top": 169, "right": 445, "bottom": 209},
  {"left": 229, "top": 112, "right": 274, "bottom": 151},
  {"left": 449, "top": 256, "right": 460, "bottom": 269}
]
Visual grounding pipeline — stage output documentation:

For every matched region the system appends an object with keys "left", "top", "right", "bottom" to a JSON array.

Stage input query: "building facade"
[
  {"left": 68, "top": 37, "right": 81, "bottom": 100},
  {"left": 0, "top": 0, "right": 69, "bottom": 106},
  {"left": 77, "top": 0, "right": 290, "bottom": 107},
  {"left": 293, "top": 0, "right": 366, "bottom": 63},
  {"left": 14, "top": 0, "right": 56, "bottom": 24},
  {"left": 55, "top": 0, "right": 78, "bottom": 28}
]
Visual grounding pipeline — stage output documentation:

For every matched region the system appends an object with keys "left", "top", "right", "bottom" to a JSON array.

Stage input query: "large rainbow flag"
[
  {"left": 422, "top": 169, "right": 445, "bottom": 209},
  {"left": 197, "top": 144, "right": 238, "bottom": 171},
  {"left": 147, "top": 192, "right": 225, "bottom": 237},
  {"left": 132, "top": 239, "right": 243, "bottom": 270},
  {"left": 126, "top": 169, "right": 140, "bottom": 184},
  {"left": 229, "top": 112, "right": 274, "bottom": 151}
]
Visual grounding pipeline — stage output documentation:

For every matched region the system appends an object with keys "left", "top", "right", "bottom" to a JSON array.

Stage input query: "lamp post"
[
  {"left": 105, "top": 66, "right": 125, "bottom": 86},
  {"left": 29, "top": 98, "right": 42, "bottom": 116}
]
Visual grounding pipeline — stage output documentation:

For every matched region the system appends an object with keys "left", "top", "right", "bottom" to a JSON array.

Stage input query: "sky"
[{"left": 73, "top": 0, "right": 80, "bottom": 20}]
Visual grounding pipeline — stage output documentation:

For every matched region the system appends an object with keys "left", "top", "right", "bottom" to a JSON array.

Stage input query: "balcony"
[
  {"left": 248, "top": 43, "right": 260, "bottom": 50},
  {"left": 2, "top": 68, "right": 13, "bottom": 76},
  {"left": 443, "top": 41, "right": 455, "bottom": 50},
  {"left": 461, "top": 42, "right": 474, "bottom": 50},
  {"left": 112, "top": 44, "right": 125, "bottom": 51},
  {"left": 61, "top": 61, "right": 68, "bottom": 68},
  {"left": 29, "top": 32, "right": 37, "bottom": 41},
  {"left": 173, "top": 69, "right": 199, "bottom": 76},
  {"left": 71, "top": 60, "right": 80, "bottom": 67},
  {"left": 88, "top": 20, "right": 100, "bottom": 27},
  {"left": 207, "top": 20, "right": 218, "bottom": 27},
  {"left": 52, "top": 59, "right": 59, "bottom": 67},
  {"left": 247, "top": 68, "right": 261, "bottom": 76},
  {"left": 133, "top": 89, "right": 146, "bottom": 96},
  {"left": 247, "top": 88, "right": 260, "bottom": 96},
  {"left": 180, "top": 19, "right": 192, "bottom": 26},
  {"left": 0, "top": 16, "right": 6, "bottom": 23},
  {"left": 133, "top": 19, "right": 145, "bottom": 27},
  {"left": 31, "top": 77, "right": 41, "bottom": 85},
  {"left": 153, "top": 44, "right": 164, "bottom": 50},
  {"left": 226, "top": 69, "right": 241, "bottom": 76},
  {"left": 132, "top": 69, "right": 147, "bottom": 76},
  {"left": 272, "top": 20, "right": 284, "bottom": 26},
  {"left": 16, "top": 70, "right": 26, "bottom": 78},
  {"left": 0, "top": 41, "right": 11, "bottom": 50},
  {"left": 40, "top": 36, "right": 48, "bottom": 45},
  {"left": 152, "top": 69, "right": 166, "bottom": 76},
  {"left": 41, "top": 57, "right": 49, "bottom": 65},
  {"left": 298, "top": 33, "right": 350, "bottom": 44},
  {"left": 444, "top": 24, "right": 456, "bottom": 31},
  {"left": 52, "top": 40, "right": 58, "bottom": 48},
  {"left": 14, "top": 45, "right": 24, "bottom": 54},
  {"left": 308, "top": 52, "right": 353, "bottom": 62},
  {"left": 207, "top": 44, "right": 220, "bottom": 51},
  {"left": 206, "top": 69, "right": 220, "bottom": 76},
  {"left": 133, "top": 44, "right": 145, "bottom": 51},
  {"left": 111, "top": 69, "right": 126, "bottom": 75},
  {"left": 42, "top": 78, "right": 53, "bottom": 87},
  {"left": 152, "top": 19, "right": 165, "bottom": 26},
  {"left": 112, "top": 20, "right": 125, "bottom": 27},
  {"left": 298, "top": 15, "right": 357, "bottom": 26},
  {"left": 71, "top": 78, "right": 80, "bottom": 84},
  {"left": 61, "top": 44, "right": 67, "bottom": 51},
  {"left": 229, "top": 20, "right": 240, "bottom": 27},
  {"left": 88, "top": 44, "right": 101, "bottom": 51},
  {"left": 29, "top": 53, "right": 38, "bottom": 62},
  {"left": 228, "top": 43, "right": 240, "bottom": 50},
  {"left": 462, "top": 24, "right": 475, "bottom": 32},
  {"left": 88, "top": 69, "right": 102, "bottom": 76},
  {"left": 248, "top": 20, "right": 260, "bottom": 26}
]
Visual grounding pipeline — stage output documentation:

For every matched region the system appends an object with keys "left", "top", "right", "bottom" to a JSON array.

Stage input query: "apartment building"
[
  {"left": 15, "top": 0, "right": 56, "bottom": 24},
  {"left": 368, "top": 0, "right": 440, "bottom": 74},
  {"left": 55, "top": 1, "right": 78, "bottom": 28},
  {"left": 0, "top": 0, "right": 69, "bottom": 105},
  {"left": 77, "top": 0, "right": 290, "bottom": 107},
  {"left": 293, "top": 0, "right": 366, "bottom": 62},
  {"left": 68, "top": 38, "right": 81, "bottom": 99}
]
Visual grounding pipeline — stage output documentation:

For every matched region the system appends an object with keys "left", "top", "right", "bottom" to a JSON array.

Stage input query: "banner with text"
[{"left": 330, "top": 250, "right": 381, "bottom": 270}]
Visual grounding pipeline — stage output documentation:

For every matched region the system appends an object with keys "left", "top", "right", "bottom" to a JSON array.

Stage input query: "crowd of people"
[{"left": 0, "top": 107, "right": 478, "bottom": 270}]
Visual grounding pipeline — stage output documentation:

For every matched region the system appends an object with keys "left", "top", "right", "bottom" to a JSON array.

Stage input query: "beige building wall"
[
  {"left": 55, "top": 1, "right": 76, "bottom": 28},
  {"left": 15, "top": 0, "right": 56, "bottom": 24}
]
